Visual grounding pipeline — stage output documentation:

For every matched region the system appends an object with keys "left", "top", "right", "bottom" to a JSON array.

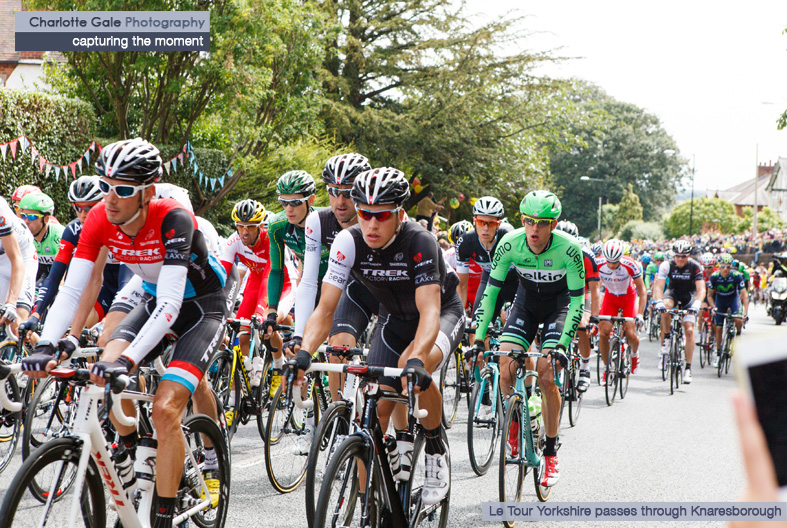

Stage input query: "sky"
[{"left": 464, "top": 0, "right": 787, "bottom": 194}]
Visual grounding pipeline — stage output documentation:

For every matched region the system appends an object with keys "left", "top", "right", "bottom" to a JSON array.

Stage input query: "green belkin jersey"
[
  {"left": 34, "top": 223, "right": 65, "bottom": 281},
  {"left": 474, "top": 229, "right": 585, "bottom": 349},
  {"left": 266, "top": 208, "right": 329, "bottom": 309}
]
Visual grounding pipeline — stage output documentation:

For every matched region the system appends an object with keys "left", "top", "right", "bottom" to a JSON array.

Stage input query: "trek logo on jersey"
[
  {"left": 395, "top": 252, "right": 403, "bottom": 261},
  {"left": 414, "top": 253, "right": 423, "bottom": 263},
  {"left": 362, "top": 268, "right": 409, "bottom": 280},
  {"left": 114, "top": 247, "right": 162, "bottom": 259},
  {"left": 306, "top": 226, "right": 313, "bottom": 235},
  {"left": 166, "top": 229, "right": 176, "bottom": 239},
  {"left": 336, "top": 251, "right": 346, "bottom": 262},
  {"left": 517, "top": 268, "right": 566, "bottom": 282}
]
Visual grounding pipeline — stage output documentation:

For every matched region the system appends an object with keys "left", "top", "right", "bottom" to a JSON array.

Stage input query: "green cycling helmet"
[
  {"left": 18, "top": 192, "right": 55, "bottom": 215},
  {"left": 277, "top": 170, "right": 316, "bottom": 196},
  {"left": 654, "top": 251, "right": 665, "bottom": 260},
  {"left": 519, "top": 190, "right": 561, "bottom": 219},
  {"left": 717, "top": 253, "right": 733, "bottom": 265}
]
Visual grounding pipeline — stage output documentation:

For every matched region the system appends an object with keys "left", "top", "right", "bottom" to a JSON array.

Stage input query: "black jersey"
[
  {"left": 323, "top": 221, "right": 460, "bottom": 320},
  {"left": 656, "top": 258, "right": 703, "bottom": 293},
  {"left": 455, "top": 223, "right": 513, "bottom": 274}
]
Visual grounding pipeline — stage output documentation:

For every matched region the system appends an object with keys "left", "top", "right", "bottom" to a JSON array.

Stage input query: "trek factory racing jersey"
[
  {"left": 33, "top": 223, "right": 65, "bottom": 282},
  {"left": 709, "top": 270, "right": 746, "bottom": 300},
  {"left": 40, "top": 199, "right": 227, "bottom": 366},
  {"left": 656, "top": 258, "right": 703, "bottom": 293},
  {"left": 454, "top": 224, "right": 514, "bottom": 275},
  {"left": 296, "top": 208, "right": 343, "bottom": 337},
  {"left": 33, "top": 217, "right": 124, "bottom": 319},
  {"left": 267, "top": 208, "right": 329, "bottom": 309},
  {"left": 323, "top": 221, "right": 460, "bottom": 320},
  {"left": 595, "top": 255, "right": 642, "bottom": 295},
  {"left": 474, "top": 229, "right": 585, "bottom": 349}
]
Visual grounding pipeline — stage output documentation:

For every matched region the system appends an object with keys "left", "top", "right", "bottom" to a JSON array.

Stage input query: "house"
[
  {"left": 707, "top": 162, "right": 771, "bottom": 217},
  {"left": 766, "top": 157, "right": 787, "bottom": 220},
  {"left": 0, "top": 0, "right": 63, "bottom": 89}
]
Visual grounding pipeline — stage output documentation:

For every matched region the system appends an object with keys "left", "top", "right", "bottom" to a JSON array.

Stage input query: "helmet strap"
[
  {"left": 111, "top": 193, "right": 146, "bottom": 227},
  {"left": 31, "top": 221, "right": 47, "bottom": 239}
]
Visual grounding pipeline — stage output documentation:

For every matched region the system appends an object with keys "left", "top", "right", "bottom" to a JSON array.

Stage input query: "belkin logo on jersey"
[{"left": 518, "top": 269, "right": 566, "bottom": 282}]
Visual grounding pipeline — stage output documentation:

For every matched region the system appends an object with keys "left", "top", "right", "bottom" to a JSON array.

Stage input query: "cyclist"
[
  {"left": 293, "top": 167, "right": 463, "bottom": 505},
  {"left": 646, "top": 251, "right": 664, "bottom": 289},
  {"left": 652, "top": 240, "right": 705, "bottom": 384},
  {"left": 0, "top": 195, "right": 37, "bottom": 337},
  {"left": 555, "top": 221, "right": 599, "bottom": 392},
  {"left": 292, "top": 154, "right": 378, "bottom": 426},
  {"left": 444, "top": 220, "right": 480, "bottom": 309},
  {"left": 25, "top": 176, "right": 128, "bottom": 331},
  {"left": 596, "top": 239, "right": 646, "bottom": 376},
  {"left": 219, "top": 199, "right": 276, "bottom": 421},
  {"left": 21, "top": 138, "right": 230, "bottom": 528},
  {"left": 591, "top": 242, "right": 603, "bottom": 261},
  {"left": 474, "top": 190, "right": 585, "bottom": 488},
  {"left": 11, "top": 184, "right": 42, "bottom": 217},
  {"left": 640, "top": 252, "right": 651, "bottom": 286},
  {"left": 17, "top": 192, "right": 64, "bottom": 285},
  {"left": 708, "top": 253, "right": 748, "bottom": 367},
  {"left": 263, "top": 170, "right": 318, "bottom": 344}
]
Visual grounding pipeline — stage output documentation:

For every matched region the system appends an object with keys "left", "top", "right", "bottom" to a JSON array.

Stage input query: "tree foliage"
[
  {"left": 665, "top": 197, "right": 739, "bottom": 237},
  {"left": 550, "top": 82, "right": 685, "bottom": 237},
  {"left": 613, "top": 184, "right": 644, "bottom": 234},
  {"left": 618, "top": 220, "right": 664, "bottom": 242},
  {"left": 741, "top": 206, "right": 785, "bottom": 233}
]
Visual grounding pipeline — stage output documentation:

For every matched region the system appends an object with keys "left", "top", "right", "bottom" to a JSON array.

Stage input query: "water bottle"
[
  {"left": 243, "top": 356, "right": 252, "bottom": 372},
  {"left": 113, "top": 445, "right": 136, "bottom": 492},
  {"left": 134, "top": 437, "right": 158, "bottom": 494},
  {"left": 395, "top": 431, "right": 414, "bottom": 482},
  {"left": 384, "top": 435, "right": 400, "bottom": 477},
  {"left": 251, "top": 356, "right": 264, "bottom": 387},
  {"left": 528, "top": 393, "right": 542, "bottom": 435}
]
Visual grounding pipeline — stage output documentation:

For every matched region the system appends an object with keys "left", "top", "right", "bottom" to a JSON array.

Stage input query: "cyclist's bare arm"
[{"left": 457, "top": 271, "right": 469, "bottom": 307}]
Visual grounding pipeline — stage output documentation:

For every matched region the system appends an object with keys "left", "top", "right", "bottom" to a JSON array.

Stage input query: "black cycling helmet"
[
  {"left": 351, "top": 168, "right": 410, "bottom": 206},
  {"left": 95, "top": 138, "right": 162, "bottom": 184},
  {"left": 323, "top": 153, "right": 372, "bottom": 185}
]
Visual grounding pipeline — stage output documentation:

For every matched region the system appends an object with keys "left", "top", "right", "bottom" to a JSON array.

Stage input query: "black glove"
[
  {"left": 551, "top": 345, "right": 568, "bottom": 370},
  {"left": 285, "top": 335, "right": 302, "bottom": 352},
  {"left": 588, "top": 315, "right": 599, "bottom": 325},
  {"left": 262, "top": 312, "right": 278, "bottom": 334},
  {"left": 293, "top": 349, "right": 312, "bottom": 372},
  {"left": 18, "top": 314, "right": 40, "bottom": 337},
  {"left": 21, "top": 340, "right": 57, "bottom": 372},
  {"left": 57, "top": 335, "right": 80, "bottom": 360},
  {"left": 403, "top": 358, "right": 432, "bottom": 391},
  {"left": 91, "top": 356, "right": 134, "bottom": 379},
  {"left": 473, "top": 339, "right": 485, "bottom": 352}
]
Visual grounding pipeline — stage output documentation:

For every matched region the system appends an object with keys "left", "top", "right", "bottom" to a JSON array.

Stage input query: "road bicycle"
[
  {"left": 561, "top": 337, "right": 583, "bottom": 427},
  {"left": 598, "top": 314, "right": 634, "bottom": 406},
  {"left": 466, "top": 329, "right": 504, "bottom": 477},
  {"left": 0, "top": 359, "right": 230, "bottom": 528},
  {"left": 498, "top": 349, "right": 561, "bottom": 527},
  {"left": 715, "top": 309, "right": 745, "bottom": 378},
  {"left": 438, "top": 326, "right": 476, "bottom": 429},
  {"left": 663, "top": 309, "right": 689, "bottom": 395},
  {"left": 697, "top": 307, "right": 715, "bottom": 369},
  {"left": 303, "top": 362, "right": 449, "bottom": 528}
]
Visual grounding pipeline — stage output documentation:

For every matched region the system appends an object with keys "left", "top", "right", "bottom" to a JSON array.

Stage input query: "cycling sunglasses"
[
  {"left": 327, "top": 187, "right": 353, "bottom": 199},
  {"left": 278, "top": 198, "right": 307, "bottom": 208},
  {"left": 235, "top": 222, "right": 260, "bottom": 229},
  {"left": 99, "top": 180, "right": 151, "bottom": 198},
  {"left": 357, "top": 207, "right": 400, "bottom": 222},
  {"left": 474, "top": 218, "right": 500, "bottom": 228},
  {"left": 73, "top": 204, "right": 94, "bottom": 213},
  {"left": 675, "top": 253, "right": 689, "bottom": 258},
  {"left": 521, "top": 215, "right": 552, "bottom": 228},
  {"left": 719, "top": 264, "right": 732, "bottom": 269},
  {"left": 20, "top": 213, "right": 44, "bottom": 221}
]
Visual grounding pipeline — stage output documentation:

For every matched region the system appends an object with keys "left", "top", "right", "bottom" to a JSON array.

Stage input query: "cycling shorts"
[
  {"left": 600, "top": 290, "right": 638, "bottom": 318},
  {"left": 500, "top": 285, "right": 570, "bottom": 351},
  {"left": 714, "top": 297, "right": 742, "bottom": 326},
  {"left": 663, "top": 289, "right": 697, "bottom": 323},
  {"left": 369, "top": 293, "right": 465, "bottom": 392},
  {"left": 330, "top": 278, "right": 379, "bottom": 340}
]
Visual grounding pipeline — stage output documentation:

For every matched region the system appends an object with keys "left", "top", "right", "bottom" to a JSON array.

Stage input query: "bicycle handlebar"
[
  {"left": 597, "top": 315, "right": 636, "bottom": 322},
  {"left": 0, "top": 362, "right": 22, "bottom": 412}
]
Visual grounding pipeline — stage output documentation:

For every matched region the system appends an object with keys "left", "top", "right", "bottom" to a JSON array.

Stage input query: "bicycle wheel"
[
  {"left": 0, "top": 437, "right": 106, "bottom": 527},
  {"left": 619, "top": 343, "right": 631, "bottom": 400},
  {"left": 467, "top": 370, "right": 500, "bottom": 476},
  {"left": 255, "top": 354, "right": 273, "bottom": 443},
  {"left": 533, "top": 415, "right": 550, "bottom": 502},
  {"left": 604, "top": 337, "right": 619, "bottom": 406},
  {"left": 409, "top": 429, "right": 450, "bottom": 528},
  {"left": 207, "top": 349, "right": 239, "bottom": 439},
  {"left": 440, "top": 349, "right": 461, "bottom": 430},
  {"left": 568, "top": 359, "right": 582, "bottom": 427},
  {"left": 264, "top": 381, "right": 318, "bottom": 493},
  {"left": 23, "top": 377, "right": 70, "bottom": 460},
  {"left": 305, "top": 400, "right": 352, "bottom": 528},
  {"left": 557, "top": 365, "right": 567, "bottom": 427},
  {"left": 181, "top": 413, "right": 230, "bottom": 528},
  {"left": 596, "top": 350, "right": 602, "bottom": 385},
  {"left": 718, "top": 331, "right": 729, "bottom": 378},
  {"left": 313, "top": 434, "right": 381, "bottom": 528},
  {"left": 698, "top": 324, "right": 707, "bottom": 368},
  {"left": 499, "top": 395, "right": 524, "bottom": 527},
  {"left": 0, "top": 373, "right": 22, "bottom": 476},
  {"left": 670, "top": 338, "right": 680, "bottom": 394}
]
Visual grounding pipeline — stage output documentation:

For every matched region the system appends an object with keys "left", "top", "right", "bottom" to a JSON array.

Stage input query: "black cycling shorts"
[
  {"left": 330, "top": 278, "right": 380, "bottom": 340},
  {"left": 500, "top": 285, "right": 570, "bottom": 351},
  {"left": 369, "top": 292, "right": 465, "bottom": 392},
  {"left": 663, "top": 288, "right": 696, "bottom": 309}
]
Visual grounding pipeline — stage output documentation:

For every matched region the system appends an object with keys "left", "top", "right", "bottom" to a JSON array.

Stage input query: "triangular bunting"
[
  {"left": 219, "top": 176, "right": 225, "bottom": 187},
  {"left": 20, "top": 136, "right": 27, "bottom": 154},
  {"left": 70, "top": 162, "right": 77, "bottom": 178},
  {"left": 90, "top": 142, "right": 95, "bottom": 151},
  {"left": 211, "top": 178, "right": 217, "bottom": 191},
  {"left": 46, "top": 163, "right": 52, "bottom": 178},
  {"left": 77, "top": 158, "right": 83, "bottom": 173},
  {"left": 9, "top": 140, "right": 18, "bottom": 159},
  {"left": 193, "top": 162, "right": 199, "bottom": 174},
  {"left": 54, "top": 166, "right": 61, "bottom": 180},
  {"left": 164, "top": 161, "right": 170, "bottom": 174},
  {"left": 30, "top": 145, "right": 36, "bottom": 164},
  {"left": 85, "top": 150, "right": 90, "bottom": 166},
  {"left": 227, "top": 168, "right": 233, "bottom": 178},
  {"left": 39, "top": 155, "right": 45, "bottom": 174},
  {"left": 172, "top": 157, "right": 178, "bottom": 171},
  {"left": 199, "top": 172, "right": 204, "bottom": 185},
  {"left": 0, "top": 144, "right": 7, "bottom": 161}
]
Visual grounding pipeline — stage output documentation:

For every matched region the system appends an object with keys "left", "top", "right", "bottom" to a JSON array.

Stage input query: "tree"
[
  {"left": 613, "top": 184, "right": 644, "bottom": 234},
  {"left": 618, "top": 220, "right": 664, "bottom": 242},
  {"left": 550, "top": 83, "right": 685, "bottom": 237},
  {"left": 665, "top": 197, "right": 739, "bottom": 237},
  {"left": 740, "top": 206, "right": 785, "bottom": 233}
]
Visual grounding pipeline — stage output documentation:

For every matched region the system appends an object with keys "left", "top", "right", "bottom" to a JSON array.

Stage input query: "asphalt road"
[{"left": 0, "top": 303, "right": 780, "bottom": 528}]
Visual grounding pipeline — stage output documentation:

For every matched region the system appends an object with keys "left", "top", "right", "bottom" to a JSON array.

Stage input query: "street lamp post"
[
  {"left": 689, "top": 154, "right": 696, "bottom": 236},
  {"left": 580, "top": 176, "right": 604, "bottom": 237}
]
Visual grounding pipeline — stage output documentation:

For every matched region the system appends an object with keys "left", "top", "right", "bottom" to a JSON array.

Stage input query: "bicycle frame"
[{"left": 501, "top": 351, "right": 542, "bottom": 471}]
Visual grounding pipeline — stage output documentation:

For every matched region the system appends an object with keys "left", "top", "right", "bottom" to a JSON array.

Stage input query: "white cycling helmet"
[
  {"left": 602, "top": 239, "right": 625, "bottom": 263},
  {"left": 700, "top": 252, "right": 715, "bottom": 266},
  {"left": 155, "top": 183, "right": 193, "bottom": 212},
  {"left": 473, "top": 196, "right": 504, "bottom": 218},
  {"left": 68, "top": 175, "right": 102, "bottom": 203}
]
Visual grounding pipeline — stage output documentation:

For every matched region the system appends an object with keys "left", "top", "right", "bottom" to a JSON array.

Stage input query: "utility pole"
[{"left": 753, "top": 144, "right": 759, "bottom": 236}]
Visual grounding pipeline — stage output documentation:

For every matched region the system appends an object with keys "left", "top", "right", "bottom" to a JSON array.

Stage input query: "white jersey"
[{"left": 0, "top": 196, "right": 38, "bottom": 310}]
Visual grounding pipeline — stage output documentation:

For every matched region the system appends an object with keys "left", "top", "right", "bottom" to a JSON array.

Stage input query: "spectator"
[{"left": 415, "top": 191, "right": 446, "bottom": 232}]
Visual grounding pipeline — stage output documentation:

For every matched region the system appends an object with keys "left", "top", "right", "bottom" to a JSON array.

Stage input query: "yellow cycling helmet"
[{"left": 232, "top": 199, "right": 266, "bottom": 224}]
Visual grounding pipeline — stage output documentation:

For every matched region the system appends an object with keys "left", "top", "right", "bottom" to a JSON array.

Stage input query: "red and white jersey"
[
  {"left": 221, "top": 230, "right": 271, "bottom": 275},
  {"left": 596, "top": 255, "right": 642, "bottom": 296}
]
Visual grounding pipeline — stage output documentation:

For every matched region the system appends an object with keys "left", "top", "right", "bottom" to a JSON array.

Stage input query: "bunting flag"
[
  {"left": 54, "top": 166, "right": 60, "bottom": 180},
  {"left": 9, "top": 140, "right": 17, "bottom": 159},
  {"left": 19, "top": 136, "right": 27, "bottom": 154},
  {"left": 38, "top": 155, "right": 45, "bottom": 174},
  {"left": 164, "top": 161, "right": 171, "bottom": 175},
  {"left": 77, "top": 158, "right": 83, "bottom": 174},
  {"left": 0, "top": 144, "right": 6, "bottom": 161},
  {"left": 84, "top": 149, "right": 90, "bottom": 166},
  {"left": 69, "top": 163, "right": 77, "bottom": 178},
  {"left": 45, "top": 163, "right": 52, "bottom": 178}
]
